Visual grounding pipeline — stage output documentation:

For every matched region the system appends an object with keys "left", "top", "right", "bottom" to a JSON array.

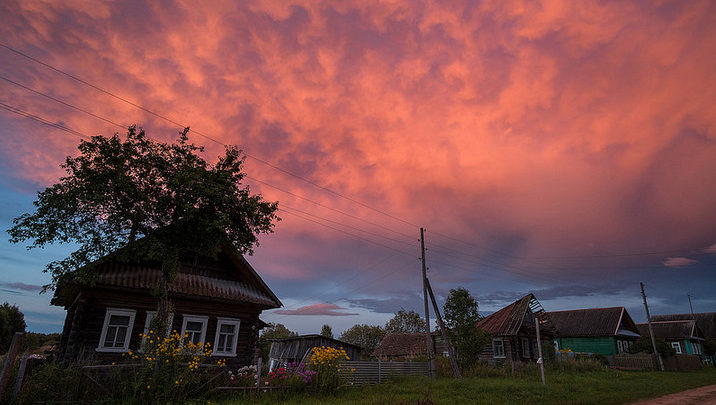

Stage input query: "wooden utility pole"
[
  {"left": 640, "top": 282, "right": 664, "bottom": 371},
  {"left": 535, "top": 318, "right": 545, "bottom": 385},
  {"left": 688, "top": 294, "right": 694, "bottom": 316},
  {"left": 425, "top": 278, "right": 461, "bottom": 378},
  {"left": 0, "top": 332, "right": 24, "bottom": 402},
  {"left": 420, "top": 228, "right": 436, "bottom": 378}
]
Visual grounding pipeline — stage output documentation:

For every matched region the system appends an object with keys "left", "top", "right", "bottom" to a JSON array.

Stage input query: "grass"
[{"left": 215, "top": 368, "right": 716, "bottom": 405}]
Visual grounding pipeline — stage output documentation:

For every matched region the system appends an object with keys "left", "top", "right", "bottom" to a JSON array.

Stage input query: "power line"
[
  {"left": 0, "top": 42, "right": 419, "bottom": 229},
  {"left": 0, "top": 74, "right": 128, "bottom": 130},
  {"left": 0, "top": 101, "right": 88, "bottom": 139}
]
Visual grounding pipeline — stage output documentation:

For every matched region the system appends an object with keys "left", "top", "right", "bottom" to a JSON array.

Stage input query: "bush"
[
  {"left": 310, "top": 346, "right": 352, "bottom": 392},
  {"left": 15, "top": 361, "right": 90, "bottom": 403}
]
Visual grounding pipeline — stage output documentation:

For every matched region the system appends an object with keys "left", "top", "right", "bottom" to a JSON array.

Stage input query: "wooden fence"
[
  {"left": 339, "top": 361, "right": 429, "bottom": 385},
  {"left": 613, "top": 354, "right": 656, "bottom": 371}
]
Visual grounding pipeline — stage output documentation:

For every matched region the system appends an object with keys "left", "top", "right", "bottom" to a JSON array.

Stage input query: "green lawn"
[{"left": 216, "top": 368, "right": 716, "bottom": 405}]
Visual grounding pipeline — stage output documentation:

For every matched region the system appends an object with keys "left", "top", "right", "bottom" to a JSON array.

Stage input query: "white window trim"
[
  {"left": 97, "top": 308, "right": 136, "bottom": 352},
  {"left": 142, "top": 311, "right": 175, "bottom": 348},
  {"left": 212, "top": 317, "right": 241, "bottom": 357},
  {"left": 671, "top": 341, "right": 682, "bottom": 354},
  {"left": 181, "top": 314, "right": 209, "bottom": 346},
  {"left": 492, "top": 338, "right": 505, "bottom": 358}
]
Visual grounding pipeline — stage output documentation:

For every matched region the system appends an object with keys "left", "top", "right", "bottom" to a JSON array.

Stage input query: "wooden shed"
[
  {"left": 476, "top": 293, "right": 556, "bottom": 365},
  {"left": 51, "top": 245, "right": 282, "bottom": 368},
  {"left": 372, "top": 332, "right": 446, "bottom": 361},
  {"left": 267, "top": 335, "right": 362, "bottom": 371}
]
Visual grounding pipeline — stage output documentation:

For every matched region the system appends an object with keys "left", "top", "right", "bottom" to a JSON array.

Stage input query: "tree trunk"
[{"left": 154, "top": 248, "right": 180, "bottom": 339}]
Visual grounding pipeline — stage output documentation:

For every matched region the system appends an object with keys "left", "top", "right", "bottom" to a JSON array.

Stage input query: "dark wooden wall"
[{"left": 60, "top": 287, "right": 263, "bottom": 368}]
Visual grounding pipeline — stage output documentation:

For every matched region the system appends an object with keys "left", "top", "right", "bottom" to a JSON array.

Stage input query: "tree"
[
  {"left": 339, "top": 324, "right": 386, "bottom": 357},
  {"left": 0, "top": 302, "right": 26, "bottom": 354},
  {"left": 8, "top": 126, "right": 279, "bottom": 332},
  {"left": 385, "top": 309, "right": 425, "bottom": 334},
  {"left": 259, "top": 323, "right": 297, "bottom": 362},
  {"left": 320, "top": 324, "right": 333, "bottom": 339},
  {"left": 443, "top": 287, "right": 488, "bottom": 367}
]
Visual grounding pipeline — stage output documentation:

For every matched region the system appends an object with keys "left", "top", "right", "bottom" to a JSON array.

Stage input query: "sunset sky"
[{"left": 1, "top": 0, "right": 715, "bottom": 335}]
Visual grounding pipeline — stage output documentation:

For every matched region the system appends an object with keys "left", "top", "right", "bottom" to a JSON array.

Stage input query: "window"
[
  {"left": 692, "top": 342, "right": 702, "bottom": 355},
  {"left": 213, "top": 317, "right": 240, "bottom": 356},
  {"left": 97, "top": 308, "right": 136, "bottom": 352},
  {"left": 142, "top": 312, "right": 174, "bottom": 347},
  {"left": 492, "top": 338, "right": 505, "bottom": 358},
  {"left": 521, "top": 337, "right": 530, "bottom": 358},
  {"left": 181, "top": 315, "right": 208, "bottom": 345},
  {"left": 671, "top": 342, "right": 682, "bottom": 354},
  {"left": 617, "top": 340, "right": 624, "bottom": 354}
]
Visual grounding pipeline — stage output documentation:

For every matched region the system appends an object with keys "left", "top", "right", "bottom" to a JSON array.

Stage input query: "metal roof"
[
  {"left": 477, "top": 293, "right": 556, "bottom": 336},
  {"left": 651, "top": 312, "right": 716, "bottom": 339},
  {"left": 373, "top": 333, "right": 427, "bottom": 357},
  {"left": 52, "top": 246, "right": 282, "bottom": 309},
  {"left": 636, "top": 320, "right": 703, "bottom": 340},
  {"left": 548, "top": 307, "right": 640, "bottom": 337}
]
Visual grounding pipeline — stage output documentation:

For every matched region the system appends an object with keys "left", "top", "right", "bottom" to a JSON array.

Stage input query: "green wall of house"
[{"left": 556, "top": 336, "right": 616, "bottom": 356}]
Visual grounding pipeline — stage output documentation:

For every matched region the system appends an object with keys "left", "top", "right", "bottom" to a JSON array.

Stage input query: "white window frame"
[
  {"left": 181, "top": 314, "right": 209, "bottom": 346},
  {"left": 671, "top": 341, "right": 682, "bottom": 354},
  {"left": 97, "top": 308, "right": 136, "bottom": 352},
  {"left": 142, "top": 311, "right": 175, "bottom": 347},
  {"left": 521, "top": 337, "right": 530, "bottom": 358},
  {"left": 617, "top": 340, "right": 624, "bottom": 354},
  {"left": 212, "top": 317, "right": 241, "bottom": 357},
  {"left": 492, "top": 338, "right": 505, "bottom": 358}
]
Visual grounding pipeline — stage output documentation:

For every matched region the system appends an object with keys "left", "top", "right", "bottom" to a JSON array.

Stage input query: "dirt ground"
[{"left": 631, "top": 384, "right": 716, "bottom": 405}]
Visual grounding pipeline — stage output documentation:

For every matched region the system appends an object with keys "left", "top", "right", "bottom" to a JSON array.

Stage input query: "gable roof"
[
  {"left": 477, "top": 293, "right": 556, "bottom": 336},
  {"left": 52, "top": 245, "right": 282, "bottom": 309},
  {"left": 650, "top": 312, "right": 716, "bottom": 339},
  {"left": 636, "top": 320, "right": 704, "bottom": 341},
  {"left": 548, "top": 307, "right": 640, "bottom": 337},
  {"left": 373, "top": 333, "right": 427, "bottom": 357}
]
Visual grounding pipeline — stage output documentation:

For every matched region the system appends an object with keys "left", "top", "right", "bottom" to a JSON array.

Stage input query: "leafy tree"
[
  {"left": 0, "top": 302, "right": 26, "bottom": 354},
  {"left": 259, "top": 323, "right": 297, "bottom": 362},
  {"left": 320, "top": 324, "right": 333, "bottom": 339},
  {"left": 385, "top": 309, "right": 425, "bottom": 334},
  {"left": 8, "top": 127, "right": 279, "bottom": 331},
  {"left": 443, "top": 287, "right": 488, "bottom": 367},
  {"left": 339, "top": 324, "right": 386, "bottom": 357},
  {"left": 628, "top": 335, "right": 676, "bottom": 357}
]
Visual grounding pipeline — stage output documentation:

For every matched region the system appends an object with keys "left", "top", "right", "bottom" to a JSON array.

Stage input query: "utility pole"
[
  {"left": 420, "top": 228, "right": 436, "bottom": 378},
  {"left": 688, "top": 294, "right": 694, "bottom": 317},
  {"left": 425, "top": 277, "right": 461, "bottom": 378},
  {"left": 640, "top": 282, "right": 664, "bottom": 371},
  {"left": 535, "top": 318, "right": 545, "bottom": 385}
]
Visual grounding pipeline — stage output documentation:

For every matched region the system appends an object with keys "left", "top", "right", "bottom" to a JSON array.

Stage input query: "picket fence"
[
  {"left": 339, "top": 360, "right": 429, "bottom": 385},
  {"left": 613, "top": 354, "right": 656, "bottom": 370}
]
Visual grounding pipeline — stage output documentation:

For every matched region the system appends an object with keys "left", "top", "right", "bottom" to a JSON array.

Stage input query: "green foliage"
[
  {"left": 21, "top": 332, "right": 61, "bottom": 353},
  {"left": 320, "top": 324, "right": 333, "bottom": 339},
  {"left": 0, "top": 302, "right": 26, "bottom": 354},
  {"left": 259, "top": 323, "right": 297, "bottom": 362},
  {"left": 442, "top": 287, "right": 488, "bottom": 368},
  {"left": 310, "top": 346, "right": 351, "bottom": 392},
  {"left": 628, "top": 335, "right": 676, "bottom": 357},
  {"left": 8, "top": 126, "right": 279, "bottom": 329},
  {"left": 14, "top": 362, "right": 90, "bottom": 404},
  {"left": 385, "top": 309, "right": 426, "bottom": 334},
  {"left": 339, "top": 324, "right": 386, "bottom": 358}
]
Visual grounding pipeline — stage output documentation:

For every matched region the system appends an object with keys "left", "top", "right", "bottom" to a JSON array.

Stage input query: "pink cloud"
[
  {"left": 704, "top": 244, "right": 716, "bottom": 254},
  {"left": 663, "top": 257, "right": 699, "bottom": 268},
  {"left": 0, "top": 0, "right": 714, "bottom": 287},
  {"left": 274, "top": 303, "right": 359, "bottom": 316}
]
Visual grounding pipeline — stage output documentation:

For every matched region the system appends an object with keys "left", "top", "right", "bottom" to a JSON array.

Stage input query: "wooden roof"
[
  {"left": 52, "top": 245, "right": 282, "bottom": 309},
  {"left": 651, "top": 312, "right": 716, "bottom": 339},
  {"left": 477, "top": 293, "right": 556, "bottom": 336},
  {"left": 636, "top": 320, "right": 704, "bottom": 341},
  {"left": 372, "top": 333, "right": 427, "bottom": 357},
  {"left": 548, "top": 307, "right": 640, "bottom": 337}
]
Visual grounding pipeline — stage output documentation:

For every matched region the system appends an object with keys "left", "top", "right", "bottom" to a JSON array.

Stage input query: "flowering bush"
[
  {"left": 121, "top": 329, "right": 226, "bottom": 402},
  {"left": 309, "top": 346, "right": 351, "bottom": 392},
  {"left": 227, "top": 365, "right": 257, "bottom": 386}
]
